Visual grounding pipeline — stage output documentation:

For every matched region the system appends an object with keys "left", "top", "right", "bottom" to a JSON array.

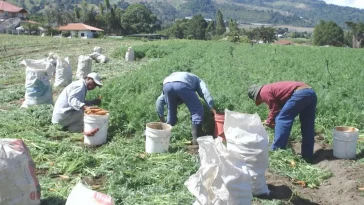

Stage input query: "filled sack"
[{"left": 0, "top": 139, "right": 41, "bottom": 205}]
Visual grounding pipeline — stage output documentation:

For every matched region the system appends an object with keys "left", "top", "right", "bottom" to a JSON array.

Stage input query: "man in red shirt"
[{"left": 248, "top": 81, "right": 317, "bottom": 160}]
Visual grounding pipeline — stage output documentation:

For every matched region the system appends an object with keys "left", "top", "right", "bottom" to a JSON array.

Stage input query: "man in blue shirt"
[
  {"left": 156, "top": 72, "right": 216, "bottom": 145},
  {"left": 52, "top": 72, "right": 102, "bottom": 132}
]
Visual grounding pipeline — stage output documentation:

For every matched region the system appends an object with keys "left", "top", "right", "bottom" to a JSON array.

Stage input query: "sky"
[{"left": 324, "top": 0, "right": 364, "bottom": 9}]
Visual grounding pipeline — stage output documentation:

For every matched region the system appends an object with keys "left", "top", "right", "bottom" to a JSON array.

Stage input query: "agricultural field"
[{"left": 1, "top": 34, "right": 364, "bottom": 205}]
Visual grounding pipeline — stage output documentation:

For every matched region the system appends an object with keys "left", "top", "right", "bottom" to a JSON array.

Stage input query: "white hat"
[{"left": 87, "top": 72, "right": 102, "bottom": 86}]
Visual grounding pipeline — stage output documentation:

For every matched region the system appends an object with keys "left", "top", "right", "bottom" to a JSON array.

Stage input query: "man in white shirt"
[{"left": 52, "top": 72, "right": 102, "bottom": 132}]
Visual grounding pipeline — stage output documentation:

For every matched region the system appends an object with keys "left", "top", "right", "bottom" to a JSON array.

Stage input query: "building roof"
[
  {"left": 126, "top": 34, "right": 168, "bottom": 37},
  {"left": 0, "top": 1, "right": 28, "bottom": 13},
  {"left": 274, "top": 40, "right": 294, "bottom": 45},
  {"left": 58, "top": 23, "right": 104, "bottom": 31}
]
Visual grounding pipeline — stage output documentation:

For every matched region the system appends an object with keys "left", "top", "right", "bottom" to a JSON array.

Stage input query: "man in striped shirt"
[{"left": 248, "top": 81, "right": 317, "bottom": 160}]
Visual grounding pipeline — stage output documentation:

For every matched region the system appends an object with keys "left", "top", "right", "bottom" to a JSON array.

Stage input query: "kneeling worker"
[
  {"left": 248, "top": 81, "right": 317, "bottom": 160},
  {"left": 52, "top": 72, "right": 103, "bottom": 132},
  {"left": 156, "top": 72, "right": 216, "bottom": 145}
]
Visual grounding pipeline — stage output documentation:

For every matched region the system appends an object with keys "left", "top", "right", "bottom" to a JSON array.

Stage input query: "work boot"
[{"left": 191, "top": 124, "right": 203, "bottom": 145}]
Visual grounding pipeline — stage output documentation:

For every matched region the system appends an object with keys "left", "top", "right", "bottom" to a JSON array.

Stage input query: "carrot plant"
[{"left": 2, "top": 35, "right": 364, "bottom": 204}]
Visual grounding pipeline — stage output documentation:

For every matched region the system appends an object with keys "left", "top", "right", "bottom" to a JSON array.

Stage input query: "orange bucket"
[{"left": 214, "top": 113, "right": 225, "bottom": 141}]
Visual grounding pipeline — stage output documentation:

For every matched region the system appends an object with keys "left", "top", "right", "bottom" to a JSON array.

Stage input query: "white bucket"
[
  {"left": 145, "top": 122, "right": 172, "bottom": 153},
  {"left": 84, "top": 113, "right": 109, "bottom": 146},
  {"left": 333, "top": 126, "right": 359, "bottom": 159},
  {"left": 65, "top": 182, "right": 115, "bottom": 205}
]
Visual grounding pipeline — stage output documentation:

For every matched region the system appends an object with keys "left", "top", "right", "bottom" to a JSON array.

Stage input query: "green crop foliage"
[{"left": 1, "top": 35, "right": 364, "bottom": 204}]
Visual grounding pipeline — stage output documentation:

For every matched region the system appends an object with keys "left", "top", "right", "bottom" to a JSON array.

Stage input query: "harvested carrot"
[
  {"left": 94, "top": 111, "right": 108, "bottom": 115},
  {"left": 84, "top": 106, "right": 109, "bottom": 115},
  {"left": 358, "top": 187, "right": 364, "bottom": 191},
  {"left": 294, "top": 180, "right": 306, "bottom": 187}
]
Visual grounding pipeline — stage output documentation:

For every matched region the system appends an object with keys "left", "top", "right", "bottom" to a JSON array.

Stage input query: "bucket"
[
  {"left": 145, "top": 122, "right": 172, "bottom": 153},
  {"left": 214, "top": 113, "right": 225, "bottom": 140},
  {"left": 84, "top": 113, "right": 109, "bottom": 146},
  {"left": 333, "top": 126, "right": 359, "bottom": 159},
  {"left": 65, "top": 182, "right": 115, "bottom": 205}
]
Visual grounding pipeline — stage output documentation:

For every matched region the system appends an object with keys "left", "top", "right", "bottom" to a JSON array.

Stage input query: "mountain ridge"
[{"left": 5, "top": 0, "right": 364, "bottom": 28}]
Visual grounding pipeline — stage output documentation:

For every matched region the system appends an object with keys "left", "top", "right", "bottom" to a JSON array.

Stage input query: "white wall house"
[
  {"left": 70, "top": 30, "right": 94, "bottom": 38},
  {"left": 58, "top": 23, "right": 103, "bottom": 39}
]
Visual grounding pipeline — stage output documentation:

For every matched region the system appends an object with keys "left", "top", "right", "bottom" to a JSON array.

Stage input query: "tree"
[
  {"left": 105, "top": 0, "right": 110, "bottom": 10},
  {"left": 228, "top": 18, "right": 240, "bottom": 42},
  {"left": 313, "top": 20, "right": 344, "bottom": 47},
  {"left": 345, "top": 21, "right": 364, "bottom": 48},
  {"left": 216, "top": 10, "right": 225, "bottom": 35},
  {"left": 121, "top": 4, "right": 158, "bottom": 34},
  {"left": 248, "top": 26, "right": 277, "bottom": 43},
  {"left": 99, "top": 3, "right": 104, "bottom": 16},
  {"left": 74, "top": 7, "right": 81, "bottom": 20},
  {"left": 162, "top": 19, "right": 189, "bottom": 39},
  {"left": 185, "top": 15, "right": 208, "bottom": 40},
  {"left": 205, "top": 20, "right": 216, "bottom": 40}
]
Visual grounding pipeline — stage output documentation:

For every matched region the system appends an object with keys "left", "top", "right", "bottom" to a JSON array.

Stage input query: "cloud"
[{"left": 324, "top": 0, "right": 364, "bottom": 9}]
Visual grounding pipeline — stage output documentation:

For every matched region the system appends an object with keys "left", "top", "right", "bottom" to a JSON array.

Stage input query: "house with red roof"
[
  {"left": 0, "top": 1, "right": 28, "bottom": 20},
  {"left": 58, "top": 23, "right": 104, "bottom": 38}
]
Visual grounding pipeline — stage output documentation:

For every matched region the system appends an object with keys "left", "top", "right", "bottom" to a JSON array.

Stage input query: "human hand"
[
  {"left": 211, "top": 109, "right": 217, "bottom": 115},
  {"left": 262, "top": 120, "right": 275, "bottom": 128}
]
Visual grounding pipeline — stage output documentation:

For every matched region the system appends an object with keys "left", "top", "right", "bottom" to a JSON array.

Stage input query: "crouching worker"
[
  {"left": 248, "top": 81, "right": 317, "bottom": 160},
  {"left": 52, "top": 72, "right": 103, "bottom": 133},
  {"left": 156, "top": 72, "right": 216, "bottom": 145}
]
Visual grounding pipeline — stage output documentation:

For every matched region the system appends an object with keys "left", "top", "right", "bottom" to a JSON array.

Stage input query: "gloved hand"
[{"left": 91, "top": 98, "right": 101, "bottom": 106}]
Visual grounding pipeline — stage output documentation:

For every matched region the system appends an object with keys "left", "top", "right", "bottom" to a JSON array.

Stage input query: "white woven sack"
[
  {"left": 76, "top": 55, "right": 92, "bottom": 79},
  {"left": 20, "top": 59, "right": 53, "bottom": 108},
  {"left": 93, "top": 46, "right": 103, "bottom": 54},
  {"left": 185, "top": 136, "right": 252, "bottom": 205},
  {"left": 54, "top": 57, "right": 72, "bottom": 87},
  {"left": 96, "top": 55, "right": 109, "bottom": 63},
  {"left": 224, "top": 109, "right": 270, "bottom": 196},
  {"left": 0, "top": 139, "right": 41, "bottom": 205},
  {"left": 125, "top": 47, "right": 134, "bottom": 62},
  {"left": 66, "top": 182, "right": 115, "bottom": 205}
]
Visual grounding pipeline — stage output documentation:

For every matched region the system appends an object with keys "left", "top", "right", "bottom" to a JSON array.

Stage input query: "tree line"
[
  {"left": 30, "top": 0, "right": 159, "bottom": 36},
  {"left": 26, "top": 0, "right": 364, "bottom": 48},
  {"left": 313, "top": 21, "right": 364, "bottom": 48}
]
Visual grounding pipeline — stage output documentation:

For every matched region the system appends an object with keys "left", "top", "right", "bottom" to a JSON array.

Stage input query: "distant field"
[
  {"left": 0, "top": 34, "right": 364, "bottom": 205},
  {"left": 239, "top": 23, "right": 315, "bottom": 33}
]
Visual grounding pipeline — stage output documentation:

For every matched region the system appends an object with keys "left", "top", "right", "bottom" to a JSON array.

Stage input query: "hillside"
[{"left": 6, "top": 0, "right": 364, "bottom": 28}]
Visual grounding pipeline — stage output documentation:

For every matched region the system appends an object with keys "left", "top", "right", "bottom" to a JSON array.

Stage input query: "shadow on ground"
[
  {"left": 256, "top": 184, "right": 319, "bottom": 205},
  {"left": 41, "top": 197, "right": 66, "bottom": 205},
  {"left": 312, "top": 149, "right": 338, "bottom": 164}
]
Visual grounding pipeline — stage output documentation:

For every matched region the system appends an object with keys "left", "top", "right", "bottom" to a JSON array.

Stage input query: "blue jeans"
[
  {"left": 163, "top": 82, "right": 204, "bottom": 126},
  {"left": 272, "top": 88, "right": 317, "bottom": 159}
]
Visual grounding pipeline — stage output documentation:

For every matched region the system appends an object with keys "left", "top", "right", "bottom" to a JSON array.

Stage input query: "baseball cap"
[
  {"left": 247, "top": 84, "right": 263, "bottom": 104},
  {"left": 87, "top": 72, "right": 103, "bottom": 86}
]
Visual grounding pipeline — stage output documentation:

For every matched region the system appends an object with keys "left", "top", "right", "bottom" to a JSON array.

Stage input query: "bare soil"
[{"left": 257, "top": 140, "right": 364, "bottom": 205}]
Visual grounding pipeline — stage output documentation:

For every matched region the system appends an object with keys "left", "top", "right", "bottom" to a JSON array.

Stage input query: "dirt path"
[{"left": 261, "top": 141, "right": 364, "bottom": 205}]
